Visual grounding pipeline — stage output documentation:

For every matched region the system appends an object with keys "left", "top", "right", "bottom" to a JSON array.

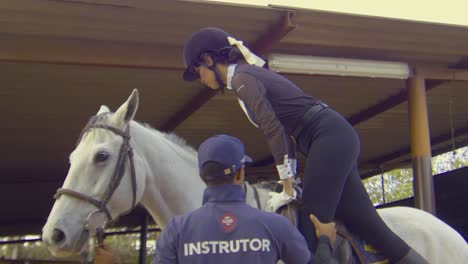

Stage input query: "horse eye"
[{"left": 95, "top": 151, "right": 110, "bottom": 163}]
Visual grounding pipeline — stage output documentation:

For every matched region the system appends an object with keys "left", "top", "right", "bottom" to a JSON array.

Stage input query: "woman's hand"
[
  {"left": 267, "top": 178, "right": 297, "bottom": 212},
  {"left": 309, "top": 214, "right": 337, "bottom": 244},
  {"left": 267, "top": 188, "right": 296, "bottom": 212},
  {"left": 94, "top": 244, "right": 120, "bottom": 264}
]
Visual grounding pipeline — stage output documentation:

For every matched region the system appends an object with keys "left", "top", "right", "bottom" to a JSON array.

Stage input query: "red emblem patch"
[{"left": 219, "top": 213, "right": 237, "bottom": 232}]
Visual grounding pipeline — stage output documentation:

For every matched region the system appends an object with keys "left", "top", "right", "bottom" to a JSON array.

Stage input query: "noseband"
[{"left": 54, "top": 116, "right": 137, "bottom": 222}]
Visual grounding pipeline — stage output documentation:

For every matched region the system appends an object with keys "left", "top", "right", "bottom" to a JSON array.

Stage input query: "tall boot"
[{"left": 395, "top": 248, "right": 428, "bottom": 264}]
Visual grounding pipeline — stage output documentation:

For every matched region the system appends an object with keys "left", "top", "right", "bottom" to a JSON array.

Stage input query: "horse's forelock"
[
  {"left": 94, "top": 113, "right": 112, "bottom": 124},
  {"left": 76, "top": 113, "right": 114, "bottom": 146}
]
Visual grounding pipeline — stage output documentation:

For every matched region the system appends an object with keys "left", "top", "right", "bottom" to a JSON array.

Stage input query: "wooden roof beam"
[
  {"left": 249, "top": 12, "right": 296, "bottom": 55},
  {"left": 0, "top": 34, "right": 183, "bottom": 70},
  {"left": 346, "top": 58, "right": 468, "bottom": 126},
  {"left": 416, "top": 67, "right": 468, "bottom": 82},
  {"left": 159, "top": 12, "right": 296, "bottom": 132}
]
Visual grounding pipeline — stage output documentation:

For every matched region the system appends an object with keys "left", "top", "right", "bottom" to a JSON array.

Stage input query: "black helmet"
[{"left": 182, "top": 27, "right": 231, "bottom": 81}]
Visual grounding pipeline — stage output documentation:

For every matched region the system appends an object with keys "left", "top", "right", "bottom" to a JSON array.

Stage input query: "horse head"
[{"left": 42, "top": 89, "right": 147, "bottom": 257}]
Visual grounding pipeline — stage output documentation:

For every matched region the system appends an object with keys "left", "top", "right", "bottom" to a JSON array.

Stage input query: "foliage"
[
  {"left": 0, "top": 228, "right": 160, "bottom": 264},
  {"left": 101, "top": 227, "right": 160, "bottom": 264},
  {"left": 364, "top": 146, "right": 468, "bottom": 205},
  {"left": 1, "top": 236, "right": 78, "bottom": 262},
  {"left": 364, "top": 168, "right": 413, "bottom": 206},
  {"left": 432, "top": 147, "right": 468, "bottom": 174}
]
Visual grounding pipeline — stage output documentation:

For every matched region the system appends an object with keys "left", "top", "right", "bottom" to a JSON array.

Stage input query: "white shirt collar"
[{"left": 226, "top": 64, "right": 237, "bottom": 90}]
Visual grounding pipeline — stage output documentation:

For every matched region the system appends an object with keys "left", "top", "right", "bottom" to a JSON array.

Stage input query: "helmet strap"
[{"left": 206, "top": 63, "right": 226, "bottom": 93}]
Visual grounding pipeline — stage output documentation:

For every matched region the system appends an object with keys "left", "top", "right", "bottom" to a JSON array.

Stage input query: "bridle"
[{"left": 53, "top": 115, "right": 138, "bottom": 222}]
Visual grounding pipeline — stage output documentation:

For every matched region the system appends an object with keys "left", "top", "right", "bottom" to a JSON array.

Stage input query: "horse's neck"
[{"left": 130, "top": 122, "right": 205, "bottom": 227}]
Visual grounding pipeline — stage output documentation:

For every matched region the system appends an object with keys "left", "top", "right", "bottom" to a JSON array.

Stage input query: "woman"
[{"left": 181, "top": 27, "right": 427, "bottom": 264}]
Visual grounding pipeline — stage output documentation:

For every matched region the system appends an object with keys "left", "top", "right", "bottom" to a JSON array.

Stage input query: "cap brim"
[
  {"left": 243, "top": 155, "right": 253, "bottom": 164},
  {"left": 183, "top": 68, "right": 199, "bottom": 81}
]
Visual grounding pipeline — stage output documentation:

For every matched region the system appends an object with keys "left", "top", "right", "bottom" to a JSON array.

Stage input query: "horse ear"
[
  {"left": 97, "top": 105, "right": 111, "bottom": 115},
  {"left": 110, "top": 89, "right": 139, "bottom": 128}
]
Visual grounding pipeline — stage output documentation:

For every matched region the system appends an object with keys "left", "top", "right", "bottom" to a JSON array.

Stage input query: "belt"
[{"left": 291, "top": 103, "right": 328, "bottom": 141}]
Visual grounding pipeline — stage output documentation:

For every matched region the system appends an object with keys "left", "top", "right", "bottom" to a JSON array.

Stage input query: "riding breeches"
[{"left": 295, "top": 108, "right": 410, "bottom": 263}]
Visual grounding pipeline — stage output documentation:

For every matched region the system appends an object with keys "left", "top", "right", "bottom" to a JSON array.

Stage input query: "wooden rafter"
[{"left": 417, "top": 67, "right": 468, "bottom": 82}]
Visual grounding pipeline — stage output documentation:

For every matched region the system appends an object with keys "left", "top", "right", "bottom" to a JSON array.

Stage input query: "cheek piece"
[
  {"left": 209, "top": 63, "right": 226, "bottom": 92},
  {"left": 200, "top": 62, "right": 225, "bottom": 92}
]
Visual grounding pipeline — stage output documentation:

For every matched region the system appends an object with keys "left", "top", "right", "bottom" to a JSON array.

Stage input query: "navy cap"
[
  {"left": 198, "top": 134, "right": 252, "bottom": 177},
  {"left": 182, "top": 27, "right": 231, "bottom": 81}
]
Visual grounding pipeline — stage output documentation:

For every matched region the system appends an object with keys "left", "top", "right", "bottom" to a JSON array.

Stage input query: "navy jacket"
[
  {"left": 153, "top": 184, "right": 311, "bottom": 264},
  {"left": 227, "top": 64, "right": 322, "bottom": 166}
]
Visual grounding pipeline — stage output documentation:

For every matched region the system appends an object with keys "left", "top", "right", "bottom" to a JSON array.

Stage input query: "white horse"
[{"left": 42, "top": 90, "right": 468, "bottom": 263}]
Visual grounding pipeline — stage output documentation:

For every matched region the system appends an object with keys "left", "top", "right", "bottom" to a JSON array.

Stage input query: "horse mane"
[
  {"left": 82, "top": 113, "right": 198, "bottom": 158},
  {"left": 161, "top": 132, "right": 197, "bottom": 155},
  {"left": 140, "top": 123, "right": 198, "bottom": 157}
]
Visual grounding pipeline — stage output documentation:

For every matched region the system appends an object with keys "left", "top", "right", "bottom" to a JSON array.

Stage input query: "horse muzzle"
[{"left": 42, "top": 223, "right": 90, "bottom": 257}]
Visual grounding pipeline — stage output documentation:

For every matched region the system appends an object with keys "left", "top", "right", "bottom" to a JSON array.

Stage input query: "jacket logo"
[{"left": 220, "top": 213, "right": 237, "bottom": 232}]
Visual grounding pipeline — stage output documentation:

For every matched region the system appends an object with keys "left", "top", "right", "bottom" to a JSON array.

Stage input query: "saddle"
[{"left": 248, "top": 181, "right": 380, "bottom": 264}]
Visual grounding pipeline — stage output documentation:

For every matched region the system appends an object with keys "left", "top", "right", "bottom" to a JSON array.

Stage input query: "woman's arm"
[
  {"left": 232, "top": 72, "right": 296, "bottom": 210},
  {"left": 232, "top": 73, "right": 294, "bottom": 179},
  {"left": 282, "top": 177, "right": 294, "bottom": 197}
]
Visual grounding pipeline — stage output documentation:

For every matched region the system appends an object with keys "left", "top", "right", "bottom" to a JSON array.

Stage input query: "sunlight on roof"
[{"left": 207, "top": 0, "right": 468, "bottom": 27}]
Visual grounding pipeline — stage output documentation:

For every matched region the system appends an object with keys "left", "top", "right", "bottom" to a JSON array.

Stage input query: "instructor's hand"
[
  {"left": 94, "top": 244, "right": 120, "bottom": 264},
  {"left": 309, "top": 214, "right": 336, "bottom": 244}
]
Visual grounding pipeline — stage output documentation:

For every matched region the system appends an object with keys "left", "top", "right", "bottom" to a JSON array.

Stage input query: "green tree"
[
  {"left": 0, "top": 228, "right": 160, "bottom": 264},
  {"left": 364, "top": 146, "right": 468, "bottom": 206}
]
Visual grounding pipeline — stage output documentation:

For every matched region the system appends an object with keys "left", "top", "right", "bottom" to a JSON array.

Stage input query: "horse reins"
[{"left": 54, "top": 117, "right": 138, "bottom": 222}]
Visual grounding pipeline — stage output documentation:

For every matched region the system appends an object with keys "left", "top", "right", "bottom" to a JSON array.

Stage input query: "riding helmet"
[{"left": 182, "top": 27, "right": 231, "bottom": 81}]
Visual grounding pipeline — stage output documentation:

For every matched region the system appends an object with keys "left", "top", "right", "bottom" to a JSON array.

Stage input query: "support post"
[
  {"left": 407, "top": 72, "right": 436, "bottom": 214},
  {"left": 138, "top": 214, "right": 148, "bottom": 264}
]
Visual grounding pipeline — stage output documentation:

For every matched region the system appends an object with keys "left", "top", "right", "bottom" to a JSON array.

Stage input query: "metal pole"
[
  {"left": 407, "top": 72, "right": 436, "bottom": 214},
  {"left": 138, "top": 214, "right": 148, "bottom": 264}
]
